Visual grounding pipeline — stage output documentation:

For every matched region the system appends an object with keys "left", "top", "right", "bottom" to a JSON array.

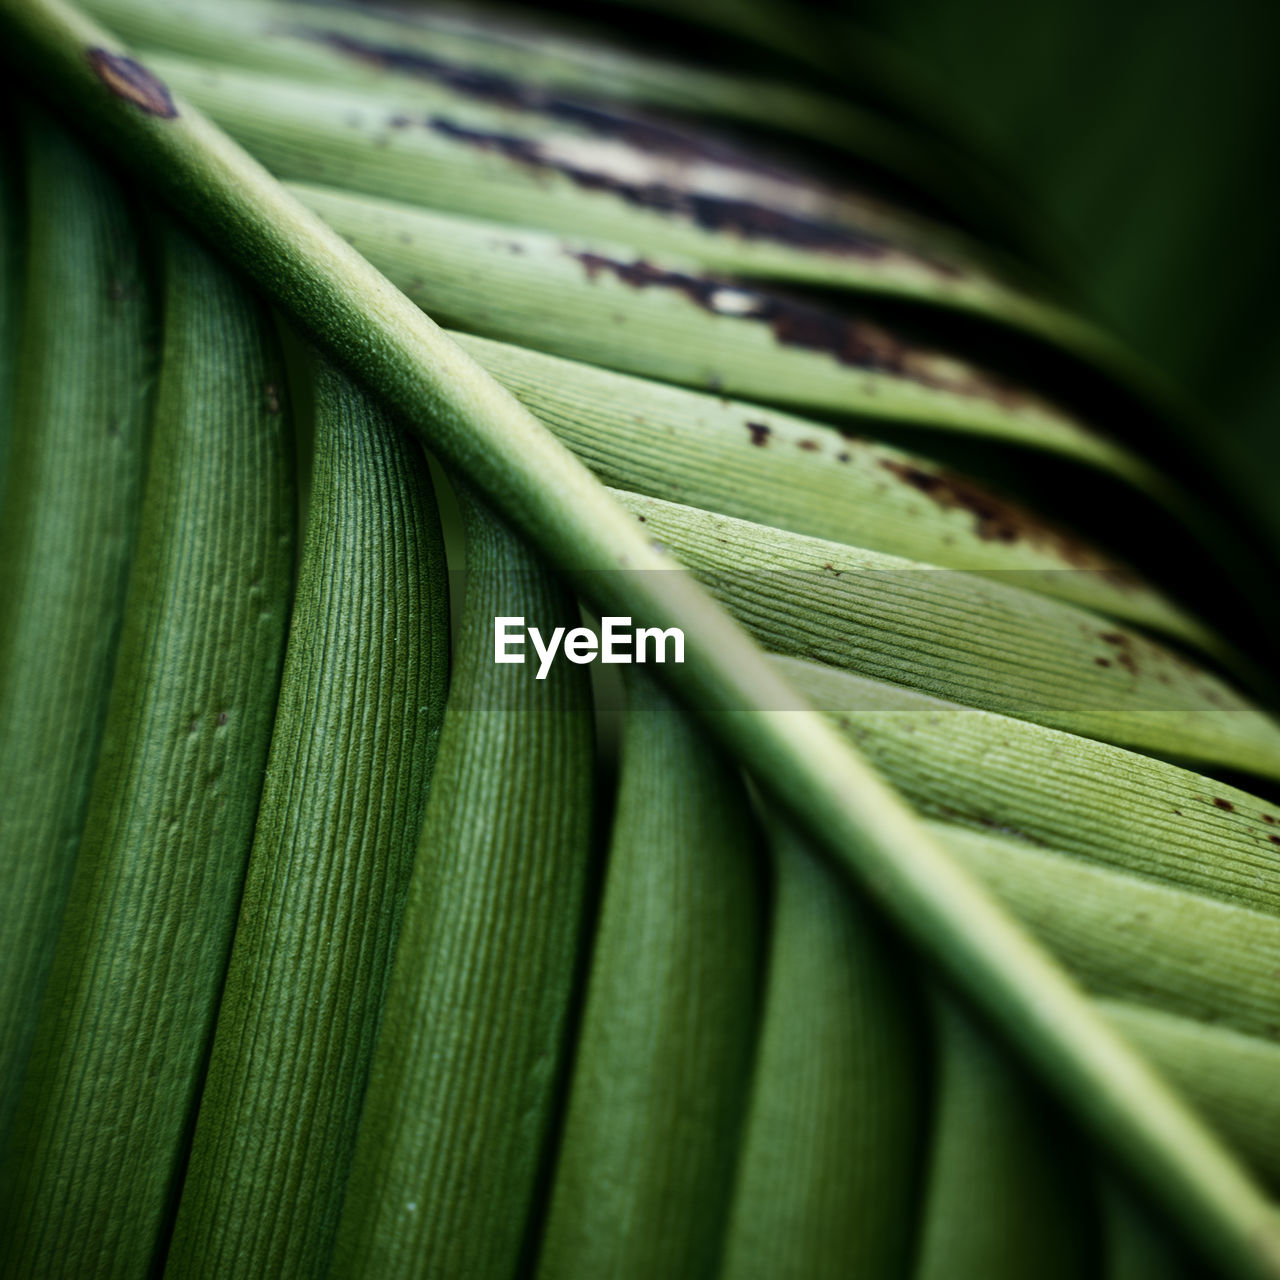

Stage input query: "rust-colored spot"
[
  {"left": 1094, "top": 657, "right": 1111, "bottom": 667},
  {"left": 797, "top": 439, "right": 820, "bottom": 452},
  {"left": 1263, "top": 814, "right": 1276, "bottom": 824},
  {"left": 88, "top": 49, "right": 177, "bottom": 118},
  {"left": 745, "top": 422, "right": 771, "bottom": 446},
  {"left": 1213, "top": 798, "right": 1235, "bottom": 811},
  {"left": 1100, "top": 631, "right": 1128, "bottom": 646},
  {"left": 878, "top": 457, "right": 1072, "bottom": 551},
  {"left": 1269, "top": 835, "right": 1280, "bottom": 846}
]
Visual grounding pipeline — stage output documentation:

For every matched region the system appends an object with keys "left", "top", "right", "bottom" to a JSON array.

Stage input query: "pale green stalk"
[
  {"left": 1104, "top": 1003, "right": 1280, "bottom": 1191},
  {"left": 3, "top": 7, "right": 1276, "bottom": 1274}
]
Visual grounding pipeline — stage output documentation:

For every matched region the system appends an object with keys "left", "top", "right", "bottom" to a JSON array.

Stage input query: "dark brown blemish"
[
  {"left": 1097, "top": 630, "right": 1140, "bottom": 675},
  {"left": 88, "top": 49, "right": 178, "bottom": 118},
  {"left": 310, "top": 30, "right": 807, "bottom": 174},
  {"left": 1270, "top": 835, "right": 1280, "bottom": 846},
  {"left": 745, "top": 421, "right": 771, "bottom": 446},
  {"left": 434, "top": 117, "right": 896, "bottom": 257},
  {"left": 1263, "top": 814, "right": 1276, "bottom": 824},
  {"left": 1094, "top": 657, "right": 1111, "bottom": 667},
  {"left": 797, "top": 439, "right": 820, "bottom": 452},
  {"left": 1213, "top": 798, "right": 1235, "bottom": 811},
  {"left": 875, "top": 458, "right": 1144, "bottom": 580},
  {"left": 568, "top": 252, "right": 1023, "bottom": 415},
  {"left": 879, "top": 459, "right": 1024, "bottom": 544}
]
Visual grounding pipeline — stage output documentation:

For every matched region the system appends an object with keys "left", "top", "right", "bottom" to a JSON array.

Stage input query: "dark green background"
[{"left": 856, "top": 0, "right": 1280, "bottom": 537}]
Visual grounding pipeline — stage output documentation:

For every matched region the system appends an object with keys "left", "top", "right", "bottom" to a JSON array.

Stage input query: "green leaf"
[
  {"left": 536, "top": 676, "right": 763, "bottom": 1280},
  {"left": 78, "top": 0, "right": 1023, "bottom": 239},
  {"left": 332, "top": 491, "right": 595, "bottom": 1280},
  {"left": 452, "top": 331, "right": 1213, "bottom": 648},
  {"left": 0, "top": 224, "right": 294, "bottom": 1275},
  {"left": 0, "top": 110, "right": 153, "bottom": 1143},
  {"left": 291, "top": 183, "right": 1157, "bottom": 488},
  {"left": 912, "top": 998, "right": 1094, "bottom": 1280},
  {"left": 779, "top": 656, "right": 1280, "bottom": 914},
  {"left": 936, "top": 824, "right": 1280, "bottom": 1039},
  {"left": 616, "top": 490, "right": 1280, "bottom": 773},
  {"left": 166, "top": 363, "right": 448, "bottom": 1278},
  {"left": 7, "top": 6, "right": 1276, "bottom": 1272},
  {"left": 719, "top": 822, "right": 925, "bottom": 1279}
]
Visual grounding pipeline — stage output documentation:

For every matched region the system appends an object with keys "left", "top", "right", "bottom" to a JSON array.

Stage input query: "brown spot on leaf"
[
  {"left": 745, "top": 422, "right": 771, "bottom": 446},
  {"left": 873, "top": 457, "right": 1142, "bottom": 578},
  {"left": 1264, "top": 814, "right": 1276, "bottom": 824},
  {"left": 430, "top": 116, "right": 897, "bottom": 255},
  {"left": 88, "top": 49, "right": 177, "bottom": 118},
  {"left": 1213, "top": 798, "right": 1235, "bottom": 811},
  {"left": 797, "top": 439, "right": 820, "bottom": 451},
  {"left": 1094, "top": 657, "right": 1111, "bottom": 667},
  {"left": 567, "top": 252, "right": 1030, "bottom": 413}
]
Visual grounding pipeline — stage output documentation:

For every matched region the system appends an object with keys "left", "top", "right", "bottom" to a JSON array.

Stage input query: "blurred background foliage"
[{"left": 848, "top": 0, "right": 1280, "bottom": 541}]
